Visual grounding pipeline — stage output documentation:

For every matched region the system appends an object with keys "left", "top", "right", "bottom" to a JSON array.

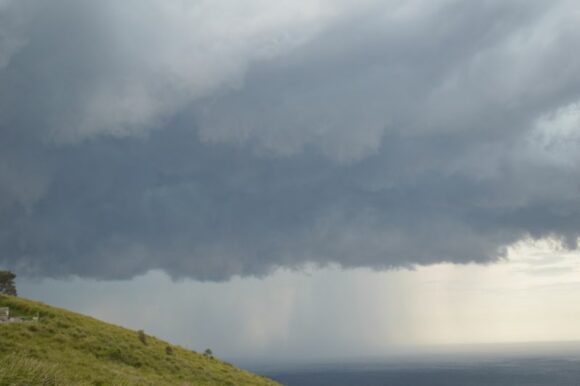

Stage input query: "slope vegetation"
[{"left": 0, "top": 295, "right": 279, "bottom": 386}]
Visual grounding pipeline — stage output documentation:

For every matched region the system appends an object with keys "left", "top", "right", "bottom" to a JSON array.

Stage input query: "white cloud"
[{"left": 529, "top": 101, "right": 580, "bottom": 167}]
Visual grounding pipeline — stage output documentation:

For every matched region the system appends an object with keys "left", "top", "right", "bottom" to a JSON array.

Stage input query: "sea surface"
[{"left": 250, "top": 343, "right": 580, "bottom": 386}]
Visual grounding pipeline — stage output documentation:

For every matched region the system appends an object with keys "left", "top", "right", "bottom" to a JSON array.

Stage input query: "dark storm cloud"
[{"left": 1, "top": 0, "right": 580, "bottom": 280}]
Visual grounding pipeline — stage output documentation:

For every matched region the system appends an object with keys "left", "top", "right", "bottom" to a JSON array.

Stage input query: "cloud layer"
[{"left": 1, "top": 0, "right": 580, "bottom": 279}]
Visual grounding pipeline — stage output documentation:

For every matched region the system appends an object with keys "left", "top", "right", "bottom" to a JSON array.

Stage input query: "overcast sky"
[{"left": 2, "top": 0, "right": 580, "bottom": 362}]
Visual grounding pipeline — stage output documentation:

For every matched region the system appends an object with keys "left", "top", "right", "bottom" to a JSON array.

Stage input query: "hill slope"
[{"left": 0, "top": 295, "right": 279, "bottom": 386}]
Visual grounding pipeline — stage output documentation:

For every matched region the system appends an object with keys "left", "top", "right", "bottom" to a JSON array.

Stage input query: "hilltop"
[{"left": 0, "top": 295, "right": 280, "bottom": 386}]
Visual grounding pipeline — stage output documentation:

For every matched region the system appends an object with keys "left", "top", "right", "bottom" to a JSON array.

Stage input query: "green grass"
[{"left": 0, "top": 295, "right": 280, "bottom": 386}]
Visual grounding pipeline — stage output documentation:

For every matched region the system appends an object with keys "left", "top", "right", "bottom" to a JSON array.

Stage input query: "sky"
[
  {"left": 1, "top": 0, "right": 580, "bottom": 362},
  {"left": 18, "top": 240, "right": 580, "bottom": 362}
]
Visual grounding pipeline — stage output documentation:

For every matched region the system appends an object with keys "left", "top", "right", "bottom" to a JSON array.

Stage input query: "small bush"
[
  {"left": 137, "top": 329, "right": 147, "bottom": 345},
  {"left": 165, "top": 346, "right": 174, "bottom": 356}
]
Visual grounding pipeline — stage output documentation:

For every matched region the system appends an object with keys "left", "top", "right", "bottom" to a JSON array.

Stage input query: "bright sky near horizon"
[{"left": 19, "top": 238, "right": 580, "bottom": 361}]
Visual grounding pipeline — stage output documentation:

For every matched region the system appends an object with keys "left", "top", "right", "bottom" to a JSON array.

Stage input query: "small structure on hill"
[
  {"left": 0, "top": 307, "right": 38, "bottom": 323},
  {"left": 0, "top": 307, "right": 9, "bottom": 321}
]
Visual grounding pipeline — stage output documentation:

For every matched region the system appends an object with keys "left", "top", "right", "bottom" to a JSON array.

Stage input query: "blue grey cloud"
[{"left": 1, "top": 0, "right": 580, "bottom": 280}]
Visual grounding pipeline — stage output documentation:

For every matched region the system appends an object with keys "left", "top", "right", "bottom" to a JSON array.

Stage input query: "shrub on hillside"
[{"left": 137, "top": 329, "right": 147, "bottom": 345}]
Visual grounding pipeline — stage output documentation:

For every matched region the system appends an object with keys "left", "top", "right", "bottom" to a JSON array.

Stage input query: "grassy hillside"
[{"left": 0, "top": 295, "right": 280, "bottom": 386}]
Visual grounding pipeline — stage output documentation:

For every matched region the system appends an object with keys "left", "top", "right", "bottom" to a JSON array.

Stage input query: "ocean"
[{"left": 250, "top": 343, "right": 580, "bottom": 386}]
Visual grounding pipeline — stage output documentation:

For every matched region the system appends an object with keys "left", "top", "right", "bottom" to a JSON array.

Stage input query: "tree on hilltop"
[{"left": 0, "top": 270, "right": 17, "bottom": 296}]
